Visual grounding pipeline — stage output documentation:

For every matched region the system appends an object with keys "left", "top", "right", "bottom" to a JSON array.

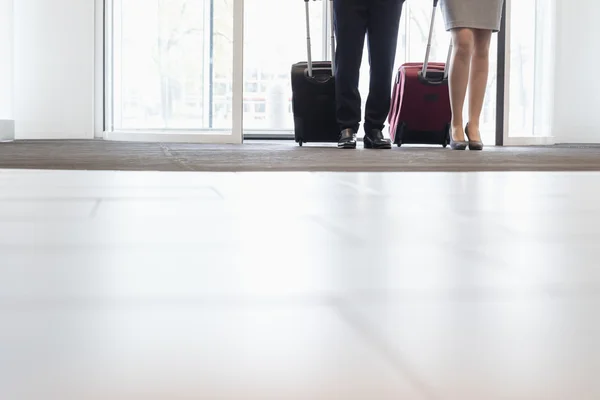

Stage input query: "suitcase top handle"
[
  {"left": 304, "top": 67, "right": 334, "bottom": 84},
  {"left": 418, "top": 70, "right": 447, "bottom": 86}
]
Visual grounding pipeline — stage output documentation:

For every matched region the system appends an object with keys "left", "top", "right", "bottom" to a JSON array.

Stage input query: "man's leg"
[
  {"left": 363, "top": 0, "right": 404, "bottom": 149},
  {"left": 334, "top": 0, "right": 368, "bottom": 148}
]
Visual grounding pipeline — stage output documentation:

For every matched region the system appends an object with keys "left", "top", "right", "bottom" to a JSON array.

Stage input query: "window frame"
[
  {"left": 99, "top": 0, "right": 554, "bottom": 146},
  {"left": 101, "top": 0, "right": 244, "bottom": 144}
]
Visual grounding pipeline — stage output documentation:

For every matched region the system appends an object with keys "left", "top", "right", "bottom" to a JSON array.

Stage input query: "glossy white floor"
[{"left": 1, "top": 169, "right": 599, "bottom": 400}]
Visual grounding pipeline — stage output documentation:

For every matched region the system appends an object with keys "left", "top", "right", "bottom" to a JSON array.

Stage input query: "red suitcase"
[{"left": 388, "top": 0, "right": 452, "bottom": 147}]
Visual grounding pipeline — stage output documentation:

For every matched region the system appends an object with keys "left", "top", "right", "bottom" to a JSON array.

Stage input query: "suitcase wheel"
[
  {"left": 298, "top": 141, "right": 303, "bottom": 147},
  {"left": 443, "top": 123, "right": 450, "bottom": 148},
  {"left": 395, "top": 122, "right": 406, "bottom": 147}
]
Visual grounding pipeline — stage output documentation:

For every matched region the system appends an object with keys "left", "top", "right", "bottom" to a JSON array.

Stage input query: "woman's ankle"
[
  {"left": 450, "top": 124, "right": 465, "bottom": 141},
  {"left": 466, "top": 122, "right": 481, "bottom": 140},
  {"left": 451, "top": 118, "right": 464, "bottom": 130}
]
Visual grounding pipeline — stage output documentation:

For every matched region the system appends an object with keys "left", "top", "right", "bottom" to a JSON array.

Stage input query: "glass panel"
[
  {"left": 243, "top": 0, "right": 324, "bottom": 132},
  {"left": 111, "top": 0, "right": 234, "bottom": 131},
  {"left": 508, "top": 0, "right": 535, "bottom": 136},
  {"left": 360, "top": 2, "right": 497, "bottom": 144},
  {"left": 508, "top": 0, "right": 554, "bottom": 138},
  {"left": 532, "top": 0, "right": 555, "bottom": 137},
  {"left": 404, "top": 3, "right": 448, "bottom": 65},
  {"left": 404, "top": 2, "right": 498, "bottom": 144}
]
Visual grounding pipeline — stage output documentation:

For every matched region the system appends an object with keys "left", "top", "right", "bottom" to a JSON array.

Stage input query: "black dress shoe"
[
  {"left": 338, "top": 128, "right": 357, "bottom": 149},
  {"left": 364, "top": 129, "right": 392, "bottom": 149}
]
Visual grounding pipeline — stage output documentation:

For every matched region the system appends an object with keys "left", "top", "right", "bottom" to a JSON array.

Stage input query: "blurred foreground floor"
[{"left": 0, "top": 169, "right": 599, "bottom": 400}]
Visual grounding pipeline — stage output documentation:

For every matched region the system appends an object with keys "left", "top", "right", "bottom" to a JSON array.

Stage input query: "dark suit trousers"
[{"left": 333, "top": 0, "right": 404, "bottom": 132}]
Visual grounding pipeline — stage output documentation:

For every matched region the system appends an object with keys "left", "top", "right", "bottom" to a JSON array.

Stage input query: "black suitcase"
[{"left": 291, "top": 0, "right": 338, "bottom": 146}]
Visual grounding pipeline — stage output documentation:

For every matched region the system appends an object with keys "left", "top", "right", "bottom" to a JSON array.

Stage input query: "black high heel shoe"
[
  {"left": 465, "top": 123, "right": 483, "bottom": 151},
  {"left": 449, "top": 128, "right": 467, "bottom": 150}
]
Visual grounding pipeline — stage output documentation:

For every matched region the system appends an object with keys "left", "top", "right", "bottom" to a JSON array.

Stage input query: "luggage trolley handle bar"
[
  {"left": 304, "top": 0, "right": 313, "bottom": 77},
  {"left": 444, "top": 41, "right": 452, "bottom": 79},
  {"left": 304, "top": 0, "right": 336, "bottom": 78},
  {"left": 422, "top": 0, "right": 452, "bottom": 79},
  {"left": 422, "top": 0, "right": 438, "bottom": 78},
  {"left": 329, "top": 0, "right": 335, "bottom": 73}
]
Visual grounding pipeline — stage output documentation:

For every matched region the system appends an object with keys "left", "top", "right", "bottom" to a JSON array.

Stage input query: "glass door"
[
  {"left": 102, "top": 0, "right": 554, "bottom": 146},
  {"left": 243, "top": 0, "right": 325, "bottom": 137},
  {"left": 104, "top": 0, "right": 243, "bottom": 143},
  {"left": 358, "top": 1, "right": 498, "bottom": 144},
  {"left": 502, "top": 0, "right": 555, "bottom": 145}
]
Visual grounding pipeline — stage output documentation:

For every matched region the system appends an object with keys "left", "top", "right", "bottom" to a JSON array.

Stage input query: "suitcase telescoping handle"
[
  {"left": 422, "top": 0, "right": 452, "bottom": 80},
  {"left": 304, "top": 0, "right": 336, "bottom": 77}
]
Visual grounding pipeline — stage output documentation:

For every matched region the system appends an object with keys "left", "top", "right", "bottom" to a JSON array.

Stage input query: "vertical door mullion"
[
  {"left": 232, "top": 0, "right": 244, "bottom": 143},
  {"left": 405, "top": 2, "right": 411, "bottom": 61},
  {"left": 111, "top": 0, "right": 123, "bottom": 130},
  {"left": 497, "top": 0, "right": 510, "bottom": 145},
  {"left": 203, "top": 0, "right": 211, "bottom": 129},
  {"left": 502, "top": 0, "right": 512, "bottom": 144},
  {"left": 103, "top": 0, "right": 113, "bottom": 133},
  {"left": 95, "top": 0, "right": 106, "bottom": 136},
  {"left": 532, "top": 0, "right": 541, "bottom": 137},
  {"left": 322, "top": 0, "right": 329, "bottom": 60}
]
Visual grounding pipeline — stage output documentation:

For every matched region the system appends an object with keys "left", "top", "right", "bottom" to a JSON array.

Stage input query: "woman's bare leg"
[
  {"left": 448, "top": 28, "right": 474, "bottom": 141},
  {"left": 466, "top": 29, "right": 492, "bottom": 141}
]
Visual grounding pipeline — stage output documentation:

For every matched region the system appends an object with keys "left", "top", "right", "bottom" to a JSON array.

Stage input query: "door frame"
[
  {"left": 497, "top": 0, "right": 556, "bottom": 146},
  {"left": 243, "top": 0, "right": 331, "bottom": 141},
  {"left": 100, "top": 0, "right": 244, "bottom": 144},
  {"left": 97, "top": 0, "right": 555, "bottom": 146}
]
